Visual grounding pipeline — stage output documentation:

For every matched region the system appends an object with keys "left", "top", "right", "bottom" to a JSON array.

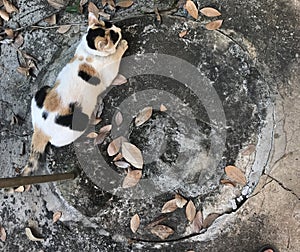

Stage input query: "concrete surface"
[{"left": 0, "top": 0, "right": 299, "bottom": 251}]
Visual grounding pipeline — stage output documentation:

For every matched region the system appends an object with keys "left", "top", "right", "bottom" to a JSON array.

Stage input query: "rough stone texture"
[{"left": 0, "top": 0, "right": 299, "bottom": 251}]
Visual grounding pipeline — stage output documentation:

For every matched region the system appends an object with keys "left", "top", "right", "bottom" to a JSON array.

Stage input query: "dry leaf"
[
  {"left": 4, "top": 28, "right": 14, "bottom": 38},
  {"left": 113, "top": 152, "right": 123, "bottom": 161},
  {"left": 88, "top": 1, "right": 99, "bottom": 16},
  {"left": 114, "top": 161, "right": 130, "bottom": 169},
  {"left": 14, "top": 186, "right": 25, "bottom": 192},
  {"left": 94, "top": 131, "right": 109, "bottom": 145},
  {"left": 90, "top": 118, "right": 102, "bottom": 125},
  {"left": 57, "top": 25, "right": 71, "bottom": 34},
  {"left": 224, "top": 165, "right": 247, "bottom": 185},
  {"left": 3, "top": 0, "right": 18, "bottom": 14},
  {"left": 185, "top": 0, "right": 198, "bottom": 19},
  {"left": 122, "top": 168, "right": 142, "bottom": 188},
  {"left": 17, "top": 66, "right": 30, "bottom": 76},
  {"left": 99, "top": 124, "right": 112, "bottom": 133},
  {"left": 205, "top": 20, "right": 223, "bottom": 30},
  {"left": 0, "top": 9, "right": 9, "bottom": 21},
  {"left": 53, "top": 211, "right": 62, "bottom": 223},
  {"left": 161, "top": 199, "right": 178, "bottom": 213},
  {"left": 160, "top": 104, "right": 167, "bottom": 112},
  {"left": 25, "top": 228, "right": 44, "bottom": 242},
  {"left": 185, "top": 200, "right": 196, "bottom": 222},
  {"left": 241, "top": 144, "right": 256, "bottom": 155},
  {"left": 111, "top": 74, "right": 127, "bottom": 85},
  {"left": 116, "top": 0, "right": 133, "bottom": 8},
  {"left": 47, "top": 0, "right": 65, "bottom": 9},
  {"left": 86, "top": 132, "right": 98, "bottom": 138},
  {"left": 191, "top": 210, "right": 203, "bottom": 233},
  {"left": 135, "top": 106, "right": 152, "bottom": 126},
  {"left": 130, "top": 214, "right": 140, "bottom": 233},
  {"left": 150, "top": 225, "right": 174, "bottom": 240},
  {"left": 108, "top": 136, "right": 124, "bottom": 156},
  {"left": 0, "top": 226, "right": 6, "bottom": 242},
  {"left": 179, "top": 30, "right": 188, "bottom": 38},
  {"left": 14, "top": 34, "right": 24, "bottom": 47},
  {"left": 200, "top": 7, "right": 221, "bottom": 17},
  {"left": 175, "top": 193, "right": 187, "bottom": 208},
  {"left": 154, "top": 7, "right": 161, "bottom": 25},
  {"left": 202, "top": 213, "right": 220, "bottom": 229},
  {"left": 45, "top": 14, "right": 56, "bottom": 25},
  {"left": 220, "top": 179, "right": 236, "bottom": 187},
  {"left": 145, "top": 216, "right": 167, "bottom": 229},
  {"left": 115, "top": 111, "right": 123, "bottom": 126},
  {"left": 121, "top": 142, "right": 143, "bottom": 169}
]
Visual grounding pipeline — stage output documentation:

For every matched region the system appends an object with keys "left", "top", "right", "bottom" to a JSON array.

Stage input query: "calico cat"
[{"left": 21, "top": 11, "right": 128, "bottom": 177}]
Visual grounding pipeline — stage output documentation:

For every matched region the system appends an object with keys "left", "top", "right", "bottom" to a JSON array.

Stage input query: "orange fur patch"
[
  {"left": 44, "top": 89, "right": 61, "bottom": 112},
  {"left": 32, "top": 126, "right": 51, "bottom": 153},
  {"left": 78, "top": 63, "right": 97, "bottom": 77}
]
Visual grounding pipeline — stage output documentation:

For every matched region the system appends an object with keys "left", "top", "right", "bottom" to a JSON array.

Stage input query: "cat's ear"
[
  {"left": 97, "top": 39, "right": 108, "bottom": 49},
  {"left": 88, "top": 12, "right": 100, "bottom": 27}
]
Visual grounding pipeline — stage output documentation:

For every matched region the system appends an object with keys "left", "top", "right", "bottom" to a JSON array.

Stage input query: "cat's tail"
[{"left": 22, "top": 128, "right": 50, "bottom": 177}]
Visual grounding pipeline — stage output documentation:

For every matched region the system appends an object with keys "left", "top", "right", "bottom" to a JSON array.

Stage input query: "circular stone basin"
[{"left": 47, "top": 15, "right": 273, "bottom": 240}]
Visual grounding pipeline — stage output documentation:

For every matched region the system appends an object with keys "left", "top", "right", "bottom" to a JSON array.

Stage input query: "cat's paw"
[{"left": 119, "top": 39, "right": 128, "bottom": 51}]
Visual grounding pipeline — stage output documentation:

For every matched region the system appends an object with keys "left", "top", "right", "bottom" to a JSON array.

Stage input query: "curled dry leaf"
[
  {"left": 47, "top": 0, "right": 65, "bottom": 9},
  {"left": 86, "top": 132, "right": 98, "bottom": 139},
  {"left": 185, "top": 0, "right": 198, "bottom": 20},
  {"left": 114, "top": 160, "right": 130, "bottom": 169},
  {"left": 53, "top": 211, "right": 62, "bottom": 223},
  {"left": 57, "top": 25, "right": 72, "bottom": 34},
  {"left": 135, "top": 106, "right": 153, "bottom": 126},
  {"left": 175, "top": 193, "right": 187, "bottom": 208},
  {"left": 14, "top": 34, "right": 24, "bottom": 47},
  {"left": 161, "top": 199, "right": 178, "bottom": 213},
  {"left": 45, "top": 14, "right": 56, "bottom": 25},
  {"left": 241, "top": 144, "right": 256, "bottom": 156},
  {"left": 4, "top": 28, "right": 13, "bottom": 38},
  {"left": 121, "top": 142, "right": 143, "bottom": 169},
  {"left": 99, "top": 124, "right": 112, "bottom": 133},
  {"left": 0, "top": 9, "right": 9, "bottom": 21},
  {"left": 113, "top": 152, "right": 123, "bottom": 161},
  {"left": 130, "top": 214, "right": 140, "bottom": 233},
  {"left": 145, "top": 216, "right": 167, "bottom": 229},
  {"left": 94, "top": 131, "right": 109, "bottom": 145},
  {"left": 160, "top": 104, "right": 167, "bottom": 112},
  {"left": 220, "top": 179, "right": 236, "bottom": 187},
  {"left": 202, "top": 213, "right": 220, "bottom": 229},
  {"left": 205, "top": 19, "right": 223, "bottom": 30},
  {"left": 179, "top": 30, "right": 188, "bottom": 38},
  {"left": 191, "top": 210, "right": 203, "bottom": 233},
  {"left": 122, "top": 168, "right": 142, "bottom": 188},
  {"left": 224, "top": 165, "right": 247, "bottom": 185},
  {"left": 150, "top": 225, "right": 174, "bottom": 240},
  {"left": 0, "top": 226, "right": 6, "bottom": 242},
  {"left": 115, "top": 111, "right": 123, "bottom": 126},
  {"left": 116, "top": 0, "right": 133, "bottom": 8},
  {"left": 200, "top": 7, "right": 221, "bottom": 17},
  {"left": 108, "top": 136, "right": 124, "bottom": 156},
  {"left": 25, "top": 227, "right": 44, "bottom": 242},
  {"left": 185, "top": 200, "right": 196, "bottom": 222},
  {"left": 3, "top": 0, "right": 18, "bottom": 14}
]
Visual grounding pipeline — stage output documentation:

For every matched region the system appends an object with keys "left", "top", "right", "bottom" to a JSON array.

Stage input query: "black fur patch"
[
  {"left": 78, "top": 71, "right": 101, "bottom": 85},
  {"left": 110, "top": 30, "right": 120, "bottom": 44},
  {"left": 42, "top": 111, "right": 48, "bottom": 120},
  {"left": 55, "top": 103, "right": 89, "bottom": 131},
  {"left": 34, "top": 86, "right": 51, "bottom": 108},
  {"left": 86, "top": 27, "right": 105, "bottom": 50},
  {"left": 104, "top": 21, "right": 112, "bottom": 28}
]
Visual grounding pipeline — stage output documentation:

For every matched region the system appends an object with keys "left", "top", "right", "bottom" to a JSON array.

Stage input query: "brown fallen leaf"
[
  {"left": 108, "top": 137, "right": 123, "bottom": 156},
  {"left": 224, "top": 165, "right": 247, "bottom": 185},
  {"left": 99, "top": 124, "right": 112, "bottom": 133},
  {"left": 114, "top": 160, "right": 130, "bottom": 169},
  {"left": 57, "top": 25, "right": 72, "bottom": 34},
  {"left": 17, "top": 66, "right": 30, "bottom": 76},
  {"left": 122, "top": 168, "right": 142, "bottom": 188},
  {"left": 47, "top": 0, "right": 65, "bottom": 9},
  {"left": 160, "top": 104, "right": 167, "bottom": 112},
  {"left": 4, "top": 28, "right": 13, "bottom": 38},
  {"left": 115, "top": 111, "right": 123, "bottom": 126},
  {"left": 179, "top": 30, "right": 188, "bottom": 38},
  {"left": 175, "top": 193, "right": 187, "bottom": 208},
  {"left": 0, "top": 9, "right": 9, "bottom": 21},
  {"left": 205, "top": 20, "right": 223, "bottom": 30},
  {"left": 145, "top": 216, "right": 167, "bottom": 229},
  {"left": 185, "top": 200, "right": 196, "bottom": 222},
  {"left": 113, "top": 152, "right": 123, "bottom": 161},
  {"left": 14, "top": 34, "right": 24, "bottom": 47},
  {"left": 94, "top": 130, "right": 109, "bottom": 145},
  {"left": 241, "top": 144, "right": 256, "bottom": 156},
  {"left": 53, "top": 211, "right": 62, "bottom": 223},
  {"left": 130, "top": 214, "right": 140, "bottom": 233},
  {"left": 86, "top": 132, "right": 98, "bottom": 139},
  {"left": 0, "top": 226, "right": 6, "bottom": 242},
  {"left": 185, "top": 0, "right": 198, "bottom": 19},
  {"left": 150, "top": 225, "right": 174, "bottom": 240},
  {"left": 200, "top": 7, "right": 221, "bottom": 17},
  {"left": 220, "top": 179, "right": 236, "bottom": 187},
  {"left": 121, "top": 142, "right": 143, "bottom": 169},
  {"left": 3, "top": 0, "right": 18, "bottom": 14},
  {"left": 25, "top": 227, "right": 44, "bottom": 242},
  {"left": 45, "top": 14, "right": 56, "bottom": 25},
  {"left": 161, "top": 199, "right": 178, "bottom": 213},
  {"left": 202, "top": 213, "right": 220, "bottom": 229},
  {"left": 135, "top": 106, "right": 153, "bottom": 126},
  {"left": 191, "top": 210, "right": 203, "bottom": 233},
  {"left": 116, "top": 0, "right": 133, "bottom": 8}
]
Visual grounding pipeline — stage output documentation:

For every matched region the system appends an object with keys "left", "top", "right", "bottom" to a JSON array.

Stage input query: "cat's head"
[{"left": 84, "top": 12, "right": 122, "bottom": 56}]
